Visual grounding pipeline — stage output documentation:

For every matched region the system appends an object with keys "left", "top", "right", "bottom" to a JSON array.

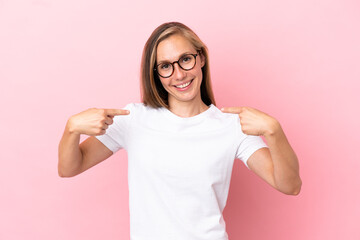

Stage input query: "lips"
[{"left": 173, "top": 79, "right": 193, "bottom": 88}]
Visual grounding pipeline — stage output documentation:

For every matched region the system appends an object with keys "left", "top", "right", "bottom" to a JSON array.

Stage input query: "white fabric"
[{"left": 95, "top": 103, "right": 268, "bottom": 240}]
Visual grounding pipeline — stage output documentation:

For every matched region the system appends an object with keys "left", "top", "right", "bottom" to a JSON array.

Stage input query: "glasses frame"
[{"left": 154, "top": 52, "right": 199, "bottom": 78}]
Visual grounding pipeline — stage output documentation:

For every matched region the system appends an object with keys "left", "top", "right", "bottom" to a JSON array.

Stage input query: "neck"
[{"left": 168, "top": 97, "right": 209, "bottom": 118}]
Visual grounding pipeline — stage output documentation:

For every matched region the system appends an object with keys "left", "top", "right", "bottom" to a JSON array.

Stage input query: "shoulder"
[
  {"left": 209, "top": 104, "right": 239, "bottom": 123},
  {"left": 120, "top": 102, "right": 146, "bottom": 112},
  {"left": 111, "top": 103, "right": 152, "bottom": 127},
  {"left": 112, "top": 103, "right": 142, "bottom": 122},
  {"left": 210, "top": 105, "right": 252, "bottom": 137},
  {"left": 120, "top": 102, "right": 163, "bottom": 121},
  {"left": 122, "top": 102, "right": 140, "bottom": 110},
  {"left": 194, "top": 104, "right": 239, "bottom": 132},
  {"left": 123, "top": 102, "right": 160, "bottom": 113}
]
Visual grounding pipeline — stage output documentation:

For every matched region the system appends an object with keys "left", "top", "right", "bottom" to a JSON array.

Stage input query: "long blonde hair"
[{"left": 140, "top": 22, "right": 216, "bottom": 109}]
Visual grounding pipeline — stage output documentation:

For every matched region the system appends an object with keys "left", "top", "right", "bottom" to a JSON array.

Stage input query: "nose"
[{"left": 172, "top": 62, "right": 186, "bottom": 80}]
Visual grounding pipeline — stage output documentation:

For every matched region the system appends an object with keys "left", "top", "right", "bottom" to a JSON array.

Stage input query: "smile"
[{"left": 174, "top": 80, "right": 193, "bottom": 89}]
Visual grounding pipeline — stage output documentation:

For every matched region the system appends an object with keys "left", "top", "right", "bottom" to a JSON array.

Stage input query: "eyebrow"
[{"left": 157, "top": 52, "right": 193, "bottom": 64}]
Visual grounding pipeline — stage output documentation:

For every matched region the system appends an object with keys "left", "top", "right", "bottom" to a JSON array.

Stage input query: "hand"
[
  {"left": 221, "top": 106, "right": 279, "bottom": 136},
  {"left": 67, "top": 108, "right": 130, "bottom": 136}
]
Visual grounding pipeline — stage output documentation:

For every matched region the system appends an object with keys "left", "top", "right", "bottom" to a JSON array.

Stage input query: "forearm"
[
  {"left": 264, "top": 121, "right": 302, "bottom": 195},
  {"left": 58, "top": 120, "right": 83, "bottom": 177}
]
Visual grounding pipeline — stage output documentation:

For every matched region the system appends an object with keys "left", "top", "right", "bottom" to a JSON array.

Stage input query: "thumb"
[{"left": 105, "top": 109, "right": 130, "bottom": 116}]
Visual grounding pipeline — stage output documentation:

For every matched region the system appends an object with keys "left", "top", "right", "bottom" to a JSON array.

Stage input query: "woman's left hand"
[{"left": 221, "top": 106, "right": 280, "bottom": 136}]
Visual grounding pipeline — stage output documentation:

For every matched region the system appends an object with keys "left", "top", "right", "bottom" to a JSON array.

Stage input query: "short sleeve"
[
  {"left": 235, "top": 116, "right": 269, "bottom": 169},
  {"left": 95, "top": 103, "right": 133, "bottom": 154}
]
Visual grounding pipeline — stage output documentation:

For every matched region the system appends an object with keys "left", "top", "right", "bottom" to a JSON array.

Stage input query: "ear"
[{"left": 200, "top": 53, "right": 206, "bottom": 68}]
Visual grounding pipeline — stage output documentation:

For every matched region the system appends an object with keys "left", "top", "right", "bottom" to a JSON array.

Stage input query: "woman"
[{"left": 58, "top": 22, "right": 302, "bottom": 240}]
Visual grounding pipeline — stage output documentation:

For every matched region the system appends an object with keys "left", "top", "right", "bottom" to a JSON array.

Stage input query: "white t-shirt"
[{"left": 95, "top": 103, "right": 268, "bottom": 240}]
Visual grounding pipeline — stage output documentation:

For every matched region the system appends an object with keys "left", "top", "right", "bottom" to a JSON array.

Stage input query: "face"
[{"left": 156, "top": 34, "right": 205, "bottom": 106}]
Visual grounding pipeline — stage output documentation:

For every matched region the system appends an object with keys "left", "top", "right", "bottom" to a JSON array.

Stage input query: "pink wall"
[{"left": 1, "top": 0, "right": 359, "bottom": 239}]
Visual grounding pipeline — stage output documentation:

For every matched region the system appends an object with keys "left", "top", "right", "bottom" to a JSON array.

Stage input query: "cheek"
[
  {"left": 195, "top": 68, "right": 203, "bottom": 82},
  {"left": 159, "top": 78, "right": 170, "bottom": 88}
]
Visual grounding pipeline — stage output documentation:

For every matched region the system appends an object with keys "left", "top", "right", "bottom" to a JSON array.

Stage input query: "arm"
[
  {"left": 58, "top": 108, "right": 128, "bottom": 177},
  {"left": 264, "top": 121, "right": 302, "bottom": 195},
  {"left": 248, "top": 121, "right": 302, "bottom": 195},
  {"left": 221, "top": 106, "right": 302, "bottom": 195},
  {"left": 58, "top": 120, "right": 115, "bottom": 178},
  {"left": 58, "top": 120, "right": 84, "bottom": 177}
]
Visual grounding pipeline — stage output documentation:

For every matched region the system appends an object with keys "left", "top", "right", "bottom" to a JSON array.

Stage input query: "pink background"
[{"left": 1, "top": 0, "right": 359, "bottom": 239}]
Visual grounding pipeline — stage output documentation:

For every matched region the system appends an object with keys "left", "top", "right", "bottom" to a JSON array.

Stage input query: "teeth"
[{"left": 175, "top": 81, "right": 191, "bottom": 88}]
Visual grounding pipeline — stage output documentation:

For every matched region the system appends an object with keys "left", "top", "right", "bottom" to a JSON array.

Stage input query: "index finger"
[
  {"left": 220, "top": 107, "right": 243, "bottom": 114},
  {"left": 104, "top": 109, "right": 130, "bottom": 116}
]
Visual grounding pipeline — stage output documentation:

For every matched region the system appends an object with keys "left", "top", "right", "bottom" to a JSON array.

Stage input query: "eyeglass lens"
[{"left": 157, "top": 54, "right": 196, "bottom": 78}]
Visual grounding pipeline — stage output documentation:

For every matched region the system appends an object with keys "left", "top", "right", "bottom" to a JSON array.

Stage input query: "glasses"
[{"left": 154, "top": 53, "right": 199, "bottom": 78}]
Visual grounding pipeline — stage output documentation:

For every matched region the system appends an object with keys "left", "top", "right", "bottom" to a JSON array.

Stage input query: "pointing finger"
[
  {"left": 105, "top": 109, "right": 130, "bottom": 116},
  {"left": 220, "top": 107, "right": 243, "bottom": 114}
]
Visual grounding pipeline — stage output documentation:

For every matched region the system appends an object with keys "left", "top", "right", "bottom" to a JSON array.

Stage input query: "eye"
[
  {"left": 181, "top": 56, "right": 192, "bottom": 63},
  {"left": 160, "top": 63, "right": 171, "bottom": 70}
]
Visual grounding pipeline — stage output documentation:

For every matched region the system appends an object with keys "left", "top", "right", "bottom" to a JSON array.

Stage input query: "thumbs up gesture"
[{"left": 67, "top": 108, "right": 130, "bottom": 136}]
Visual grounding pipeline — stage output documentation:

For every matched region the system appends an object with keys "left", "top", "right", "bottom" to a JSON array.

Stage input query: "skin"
[
  {"left": 156, "top": 34, "right": 208, "bottom": 118},
  {"left": 58, "top": 108, "right": 130, "bottom": 177},
  {"left": 157, "top": 34, "right": 302, "bottom": 195},
  {"left": 60, "top": 33, "right": 302, "bottom": 195},
  {"left": 221, "top": 107, "right": 302, "bottom": 195}
]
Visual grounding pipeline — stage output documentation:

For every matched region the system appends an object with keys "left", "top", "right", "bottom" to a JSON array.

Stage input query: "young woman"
[{"left": 58, "top": 22, "right": 302, "bottom": 240}]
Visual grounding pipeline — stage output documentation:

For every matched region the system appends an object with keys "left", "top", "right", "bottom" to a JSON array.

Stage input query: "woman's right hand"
[{"left": 67, "top": 108, "right": 130, "bottom": 136}]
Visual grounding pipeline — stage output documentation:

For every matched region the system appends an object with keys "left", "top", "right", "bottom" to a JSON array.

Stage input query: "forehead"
[{"left": 156, "top": 34, "right": 196, "bottom": 62}]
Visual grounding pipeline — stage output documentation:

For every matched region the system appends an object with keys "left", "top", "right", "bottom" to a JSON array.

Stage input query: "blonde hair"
[{"left": 140, "top": 22, "right": 216, "bottom": 109}]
